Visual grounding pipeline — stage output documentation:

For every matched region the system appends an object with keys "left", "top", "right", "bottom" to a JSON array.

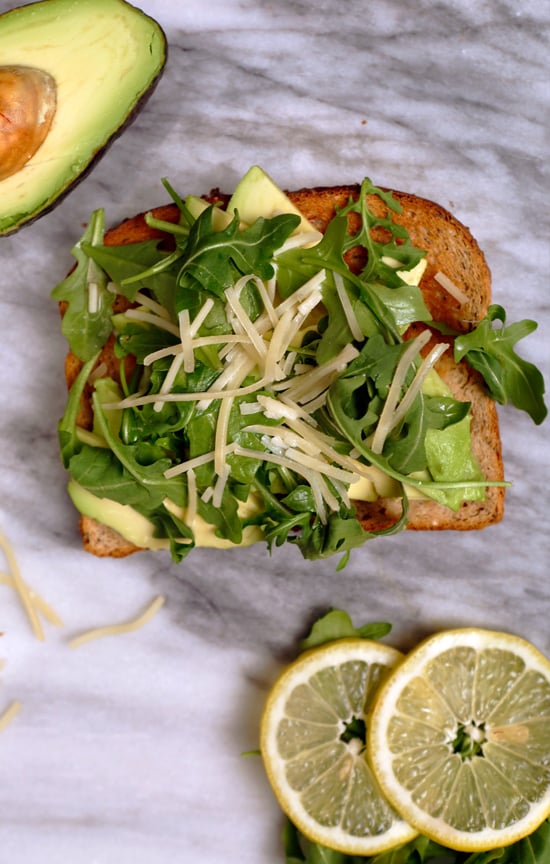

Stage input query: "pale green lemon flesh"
[
  {"left": 261, "top": 640, "right": 418, "bottom": 855},
  {"left": 369, "top": 629, "right": 550, "bottom": 851}
]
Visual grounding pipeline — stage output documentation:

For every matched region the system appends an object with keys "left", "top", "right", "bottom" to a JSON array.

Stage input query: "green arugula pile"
[
  {"left": 282, "top": 610, "right": 550, "bottom": 864},
  {"left": 53, "top": 176, "right": 546, "bottom": 565},
  {"left": 284, "top": 818, "right": 550, "bottom": 864}
]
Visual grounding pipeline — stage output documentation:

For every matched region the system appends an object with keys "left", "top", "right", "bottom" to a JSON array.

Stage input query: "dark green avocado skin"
[{"left": 0, "top": 0, "right": 168, "bottom": 237}]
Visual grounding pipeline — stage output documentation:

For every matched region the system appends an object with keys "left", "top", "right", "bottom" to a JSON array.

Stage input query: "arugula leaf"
[
  {"left": 339, "top": 179, "right": 426, "bottom": 284},
  {"left": 383, "top": 394, "right": 472, "bottom": 479},
  {"left": 283, "top": 818, "right": 466, "bottom": 863},
  {"left": 197, "top": 490, "right": 243, "bottom": 544},
  {"left": 367, "top": 281, "right": 432, "bottom": 331},
  {"left": 83, "top": 238, "right": 180, "bottom": 308},
  {"left": 113, "top": 315, "right": 177, "bottom": 364},
  {"left": 277, "top": 216, "right": 400, "bottom": 343},
  {"left": 293, "top": 511, "right": 376, "bottom": 565},
  {"left": 177, "top": 207, "right": 300, "bottom": 299},
  {"left": 299, "top": 609, "right": 391, "bottom": 651},
  {"left": 52, "top": 209, "right": 113, "bottom": 362},
  {"left": 149, "top": 509, "right": 195, "bottom": 563},
  {"left": 67, "top": 388, "right": 188, "bottom": 521},
  {"left": 454, "top": 305, "right": 547, "bottom": 425},
  {"left": 57, "top": 353, "right": 100, "bottom": 467}
]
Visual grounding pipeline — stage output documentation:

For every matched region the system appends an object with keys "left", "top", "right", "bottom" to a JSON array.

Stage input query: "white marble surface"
[{"left": 1, "top": 0, "right": 549, "bottom": 861}]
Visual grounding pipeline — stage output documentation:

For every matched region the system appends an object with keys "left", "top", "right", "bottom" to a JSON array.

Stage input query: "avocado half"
[{"left": 0, "top": 0, "right": 167, "bottom": 236}]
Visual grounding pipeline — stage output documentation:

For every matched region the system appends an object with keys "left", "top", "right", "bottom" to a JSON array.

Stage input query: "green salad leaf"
[
  {"left": 454, "top": 305, "right": 547, "bottom": 425},
  {"left": 178, "top": 206, "right": 300, "bottom": 299},
  {"left": 52, "top": 209, "right": 112, "bottom": 362},
  {"left": 299, "top": 609, "right": 391, "bottom": 651},
  {"left": 84, "top": 238, "right": 180, "bottom": 307},
  {"left": 283, "top": 818, "right": 550, "bottom": 864}
]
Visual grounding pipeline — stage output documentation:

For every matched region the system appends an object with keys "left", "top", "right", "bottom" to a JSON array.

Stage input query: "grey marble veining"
[{"left": 0, "top": 0, "right": 549, "bottom": 861}]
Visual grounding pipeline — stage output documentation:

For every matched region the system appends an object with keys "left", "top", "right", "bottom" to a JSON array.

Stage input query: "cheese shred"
[
  {"left": 68, "top": 595, "right": 165, "bottom": 649},
  {"left": 371, "top": 330, "right": 432, "bottom": 455},
  {"left": 434, "top": 270, "right": 469, "bottom": 306},
  {"left": 0, "top": 701, "right": 22, "bottom": 733},
  {"left": 0, "top": 529, "right": 46, "bottom": 641}
]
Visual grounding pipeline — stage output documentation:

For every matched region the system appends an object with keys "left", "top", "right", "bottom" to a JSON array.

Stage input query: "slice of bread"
[{"left": 62, "top": 184, "right": 504, "bottom": 556}]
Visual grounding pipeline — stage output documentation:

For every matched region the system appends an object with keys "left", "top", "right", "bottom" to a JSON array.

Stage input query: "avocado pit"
[{"left": 0, "top": 64, "right": 57, "bottom": 181}]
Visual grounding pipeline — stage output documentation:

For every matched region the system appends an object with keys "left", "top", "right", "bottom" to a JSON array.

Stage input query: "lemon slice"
[
  {"left": 368, "top": 628, "right": 550, "bottom": 851},
  {"left": 260, "top": 638, "right": 418, "bottom": 855}
]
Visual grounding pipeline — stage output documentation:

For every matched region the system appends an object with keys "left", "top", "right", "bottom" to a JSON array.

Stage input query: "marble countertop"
[{"left": 1, "top": 0, "right": 549, "bottom": 861}]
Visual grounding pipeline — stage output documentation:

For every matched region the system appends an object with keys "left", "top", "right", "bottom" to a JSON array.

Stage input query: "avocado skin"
[{"left": 0, "top": 0, "right": 168, "bottom": 237}]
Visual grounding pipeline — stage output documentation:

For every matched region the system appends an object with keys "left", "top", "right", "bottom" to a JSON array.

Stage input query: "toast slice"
[{"left": 62, "top": 184, "right": 505, "bottom": 557}]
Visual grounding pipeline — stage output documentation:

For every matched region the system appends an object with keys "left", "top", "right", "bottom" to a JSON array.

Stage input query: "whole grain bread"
[{"left": 63, "top": 184, "right": 505, "bottom": 556}]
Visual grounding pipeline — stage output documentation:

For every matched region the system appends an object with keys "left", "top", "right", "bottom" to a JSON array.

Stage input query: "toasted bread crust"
[{"left": 62, "top": 185, "right": 504, "bottom": 556}]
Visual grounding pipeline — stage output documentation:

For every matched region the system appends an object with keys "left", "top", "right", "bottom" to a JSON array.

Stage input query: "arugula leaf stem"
[
  {"left": 91, "top": 393, "right": 172, "bottom": 492},
  {"left": 58, "top": 353, "right": 100, "bottom": 467},
  {"left": 144, "top": 213, "right": 190, "bottom": 237},
  {"left": 328, "top": 405, "right": 510, "bottom": 494},
  {"left": 263, "top": 512, "right": 312, "bottom": 546},
  {"left": 160, "top": 176, "right": 188, "bottom": 214},
  {"left": 120, "top": 247, "right": 184, "bottom": 286}
]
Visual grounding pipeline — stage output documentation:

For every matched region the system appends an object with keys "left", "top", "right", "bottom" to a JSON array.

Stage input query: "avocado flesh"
[
  {"left": 227, "top": 166, "right": 318, "bottom": 233},
  {"left": 0, "top": 0, "right": 166, "bottom": 236},
  {"left": 68, "top": 480, "right": 265, "bottom": 552}
]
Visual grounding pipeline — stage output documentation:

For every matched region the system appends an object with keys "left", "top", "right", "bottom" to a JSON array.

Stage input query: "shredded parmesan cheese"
[
  {"left": 164, "top": 444, "right": 238, "bottom": 479},
  {"left": 276, "top": 229, "right": 323, "bottom": 252},
  {"left": 201, "top": 486, "right": 214, "bottom": 504},
  {"left": 239, "top": 401, "right": 262, "bottom": 415},
  {"left": 214, "top": 396, "right": 234, "bottom": 477},
  {"left": 434, "top": 270, "right": 469, "bottom": 306},
  {"left": 371, "top": 330, "right": 432, "bottom": 455},
  {"left": 232, "top": 445, "right": 339, "bottom": 522},
  {"left": 0, "top": 528, "right": 45, "bottom": 641},
  {"left": 68, "top": 595, "right": 165, "bottom": 649},
  {"left": 87, "top": 282, "right": 99, "bottom": 315},
  {"left": 0, "top": 701, "right": 22, "bottom": 733},
  {"left": 153, "top": 351, "right": 186, "bottom": 413},
  {"left": 6, "top": 577, "right": 63, "bottom": 628},
  {"left": 179, "top": 308, "right": 195, "bottom": 374},
  {"left": 144, "top": 334, "right": 249, "bottom": 367},
  {"left": 212, "top": 468, "right": 229, "bottom": 509},
  {"left": 124, "top": 309, "right": 180, "bottom": 336},
  {"left": 388, "top": 342, "right": 450, "bottom": 433},
  {"left": 334, "top": 272, "right": 363, "bottom": 341},
  {"left": 277, "top": 344, "right": 359, "bottom": 404},
  {"left": 86, "top": 259, "right": 104, "bottom": 315},
  {"left": 226, "top": 281, "right": 269, "bottom": 358},
  {"left": 275, "top": 270, "right": 325, "bottom": 319},
  {"left": 163, "top": 298, "right": 219, "bottom": 385},
  {"left": 134, "top": 291, "right": 172, "bottom": 320},
  {"left": 186, "top": 468, "right": 197, "bottom": 529},
  {"left": 106, "top": 377, "right": 268, "bottom": 411}
]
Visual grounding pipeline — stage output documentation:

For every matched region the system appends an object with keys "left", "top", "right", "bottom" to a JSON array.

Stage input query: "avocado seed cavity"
[{"left": 0, "top": 65, "right": 57, "bottom": 181}]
